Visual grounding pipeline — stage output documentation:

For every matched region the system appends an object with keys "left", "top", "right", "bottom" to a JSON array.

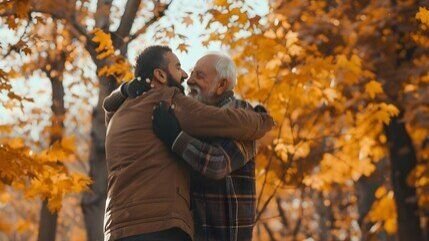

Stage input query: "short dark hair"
[{"left": 134, "top": 45, "right": 172, "bottom": 80}]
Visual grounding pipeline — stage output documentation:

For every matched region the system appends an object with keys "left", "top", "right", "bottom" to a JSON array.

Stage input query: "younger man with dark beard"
[{"left": 103, "top": 46, "right": 274, "bottom": 241}]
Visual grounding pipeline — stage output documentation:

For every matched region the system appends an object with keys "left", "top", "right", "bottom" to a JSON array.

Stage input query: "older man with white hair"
[
  {"left": 168, "top": 52, "right": 259, "bottom": 241},
  {"left": 104, "top": 52, "right": 265, "bottom": 241}
]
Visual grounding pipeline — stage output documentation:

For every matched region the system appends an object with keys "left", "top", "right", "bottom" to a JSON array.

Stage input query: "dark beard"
[{"left": 166, "top": 72, "right": 185, "bottom": 94}]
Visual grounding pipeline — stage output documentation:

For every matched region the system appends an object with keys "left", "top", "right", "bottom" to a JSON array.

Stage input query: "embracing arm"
[
  {"left": 172, "top": 91, "right": 274, "bottom": 141},
  {"left": 172, "top": 132, "right": 255, "bottom": 180},
  {"left": 103, "top": 84, "right": 127, "bottom": 126},
  {"left": 103, "top": 79, "right": 151, "bottom": 125}
]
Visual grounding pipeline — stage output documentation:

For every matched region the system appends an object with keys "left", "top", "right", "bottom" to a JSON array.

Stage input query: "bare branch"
[
  {"left": 94, "top": 0, "right": 113, "bottom": 30},
  {"left": 262, "top": 222, "right": 278, "bottom": 241},
  {"left": 3, "top": 20, "right": 32, "bottom": 58},
  {"left": 1, "top": 0, "right": 90, "bottom": 41},
  {"left": 292, "top": 188, "right": 305, "bottom": 241},
  {"left": 256, "top": 100, "right": 290, "bottom": 212},
  {"left": 115, "top": 0, "right": 142, "bottom": 38},
  {"left": 127, "top": 0, "right": 173, "bottom": 43},
  {"left": 276, "top": 197, "right": 289, "bottom": 229},
  {"left": 69, "top": 14, "right": 89, "bottom": 39}
]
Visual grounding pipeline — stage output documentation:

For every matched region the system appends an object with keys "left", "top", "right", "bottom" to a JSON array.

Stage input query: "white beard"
[{"left": 187, "top": 85, "right": 215, "bottom": 105}]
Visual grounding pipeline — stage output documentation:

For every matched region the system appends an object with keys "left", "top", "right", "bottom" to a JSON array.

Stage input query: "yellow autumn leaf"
[
  {"left": 70, "top": 227, "right": 86, "bottom": 241},
  {"left": 365, "top": 80, "right": 383, "bottom": 99},
  {"left": 416, "top": 7, "right": 429, "bottom": 26},
  {"left": 384, "top": 218, "right": 397, "bottom": 234},
  {"left": 47, "top": 195, "right": 63, "bottom": 212},
  {"left": 177, "top": 43, "right": 190, "bottom": 53},
  {"left": 16, "top": 219, "right": 31, "bottom": 233},
  {"left": 61, "top": 136, "right": 76, "bottom": 153},
  {"left": 375, "top": 186, "right": 387, "bottom": 198},
  {"left": 368, "top": 188, "right": 397, "bottom": 234},
  {"left": 0, "top": 219, "right": 11, "bottom": 234},
  {"left": 38, "top": 142, "right": 67, "bottom": 162},
  {"left": 0, "top": 193, "right": 10, "bottom": 204},
  {"left": 336, "top": 54, "right": 362, "bottom": 77},
  {"left": 5, "top": 138, "right": 25, "bottom": 149},
  {"left": 323, "top": 88, "right": 338, "bottom": 102},
  {"left": 209, "top": 9, "right": 230, "bottom": 26},
  {"left": 213, "top": 0, "right": 228, "bottom": 7},
  {"left": 294, "top": 141, "right": 310, "bottom": 159},
  {"left": 96, "top": 49, "right": 115, "bottom": 60},
  {"left": 70, "top": 173, "right": 92, "bottom": 193},
  {"left": 92, "top": 28, "right": 115, "bottom": 60},
  {"left": 265, "top": 58, "right": 281, "bottom": 70}
]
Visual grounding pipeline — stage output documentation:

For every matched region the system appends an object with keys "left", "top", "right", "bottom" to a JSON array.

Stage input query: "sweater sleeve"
[
  {"left": 171, "top": 90, "right": 274, "bottom": 141},
  {"left": 103, "top": 84, "right": 127, "bottom": 126}
]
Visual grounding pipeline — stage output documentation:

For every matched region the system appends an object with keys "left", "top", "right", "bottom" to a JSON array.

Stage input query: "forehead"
[
  {"left": 194, "top": 55, "right": 217, "bottom": 73},
  {"left": 164, "top": 51, "right": 180, "bottom": 66}
]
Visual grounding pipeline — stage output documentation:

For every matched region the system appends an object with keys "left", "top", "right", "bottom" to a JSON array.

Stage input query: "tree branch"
[
  {"left": 127, "top": 0, "right": 173, "bottom": 43},
  {"left": 0, "top": 0, "right": 90, "bottom": 41},
  {"left": 276, "top": 197, "right": 289, "bottom": 230},
  {"left": 94, "top": 0, "right": 113, "bottom": 30},
  {"left": 262, "top": 222, "right": 278, "bottom": 241},
  {"left": 3, "top": 19, "right": 32, "bottom": 58},
  {"left": 115, "top": 0, "right": 142, "bottom": 39}
]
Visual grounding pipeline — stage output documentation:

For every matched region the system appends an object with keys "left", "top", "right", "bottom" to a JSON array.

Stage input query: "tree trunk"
[
  {"left": 384, "top": 115, "right": 422, "bottom": 241},
  {"left": 356, "top": 159, "right": 388, "bottom": 241},
  {"left": 38, "top": 200, "right": 59, "bottom": 241},
  {"left": 315, "top": 191, "right": 333, "bottom": 241},
  {"left": 38, "top": 52, "right": 66, "bottom": 241},
  {"left": 81, "top": 70, "right": 117, "bottom": 241}
]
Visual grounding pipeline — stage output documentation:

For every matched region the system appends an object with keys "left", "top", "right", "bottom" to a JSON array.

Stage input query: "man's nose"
[
  {"left": 186, "top": 76, "right": 195, "bottom": 85},
  {"left": 182, "top": 69, "right": 188, "bottom": 79}
]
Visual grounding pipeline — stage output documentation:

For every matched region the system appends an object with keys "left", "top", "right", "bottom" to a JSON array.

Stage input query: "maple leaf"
[
  {"left": 15, "top": 0, "right": 30, "bottom": 19},
  {"left": 47, "top": 195, "right": 63, "bottom": 212},
  {"left": 6, "top": 138, "right": 25, "bottom": 149},
  {"left": 209, "top": 9, "right": 230, "bottom": 26},
  {"left": 365, "top": 80, "right": 383, "bottom": 99},
  {"left": 22, "top": 47, "right": 32, "bottom": 55},
  {"left": 70, "top": 173, "right": 91, "bottom": 193},
  {"left": 213, "top": 0, "right": 229, "bottom": 7},
  {"left": 165, "top": 29, "right": 175, "bottom": 39},
  {"left": 182, "top": 16, "right": 193, "bottom": 27},
  {"left": 6, "top": 17, "right": 18, "bottom": 30},
  {"left": 368, "top": 188, "right": 397, "bottom": 234},
  {"left": 61, "top": 136, "right": 76, "bottom": 153},
  {"left": 92, "top": 28, "right": 114, "bottom": 59},
  {"left": 249, "top": 15, "right": 261, "bottom": 26},
  {"left": 177, "top": 43, "right": 189, "bottom": 53},
  {"left": 0, "top": 125, "right": 12, "bottom": 134}
]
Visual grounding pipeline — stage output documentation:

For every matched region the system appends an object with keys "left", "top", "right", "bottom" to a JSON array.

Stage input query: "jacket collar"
[{"left": 215, "top": 90, "right": 235, "bottom": 107}]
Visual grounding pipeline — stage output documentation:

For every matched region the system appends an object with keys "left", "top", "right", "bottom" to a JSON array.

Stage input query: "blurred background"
[{"left": 0, "top": 0, "right": 428, "bottom": 241}]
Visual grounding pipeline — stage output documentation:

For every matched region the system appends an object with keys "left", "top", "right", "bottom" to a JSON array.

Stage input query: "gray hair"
[{"left": 206, "top": 52, "right": 237, "bottom": 91}]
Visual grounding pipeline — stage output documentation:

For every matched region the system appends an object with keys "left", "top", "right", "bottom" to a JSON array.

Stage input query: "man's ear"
[
  {"left": 153, "top": 69, "right": 167, "bottom": 84},
  {"left": 216, "top": 78, "right": 228, "bottom": 95}
]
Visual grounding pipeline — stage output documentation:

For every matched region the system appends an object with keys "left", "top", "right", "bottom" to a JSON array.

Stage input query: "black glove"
[
  {"left": 254, "top": 104, "right": 267, "bottom": 113},
  {"left": 125, "top": 77, "right": 151, "bottom": 98},
  {"left": 152, "top": 101, "right": 182, "bottom": 148}
]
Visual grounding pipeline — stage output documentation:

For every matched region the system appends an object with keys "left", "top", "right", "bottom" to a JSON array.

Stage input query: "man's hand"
[
  {"left": 152, "top": 102, "right": 182, "bottom": 148},
  {"left": 125, "top": 77, "right": 151, "bottom": 98},
  {"left": 253, "top": 104, "right": 267, "bottom": 113}
]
